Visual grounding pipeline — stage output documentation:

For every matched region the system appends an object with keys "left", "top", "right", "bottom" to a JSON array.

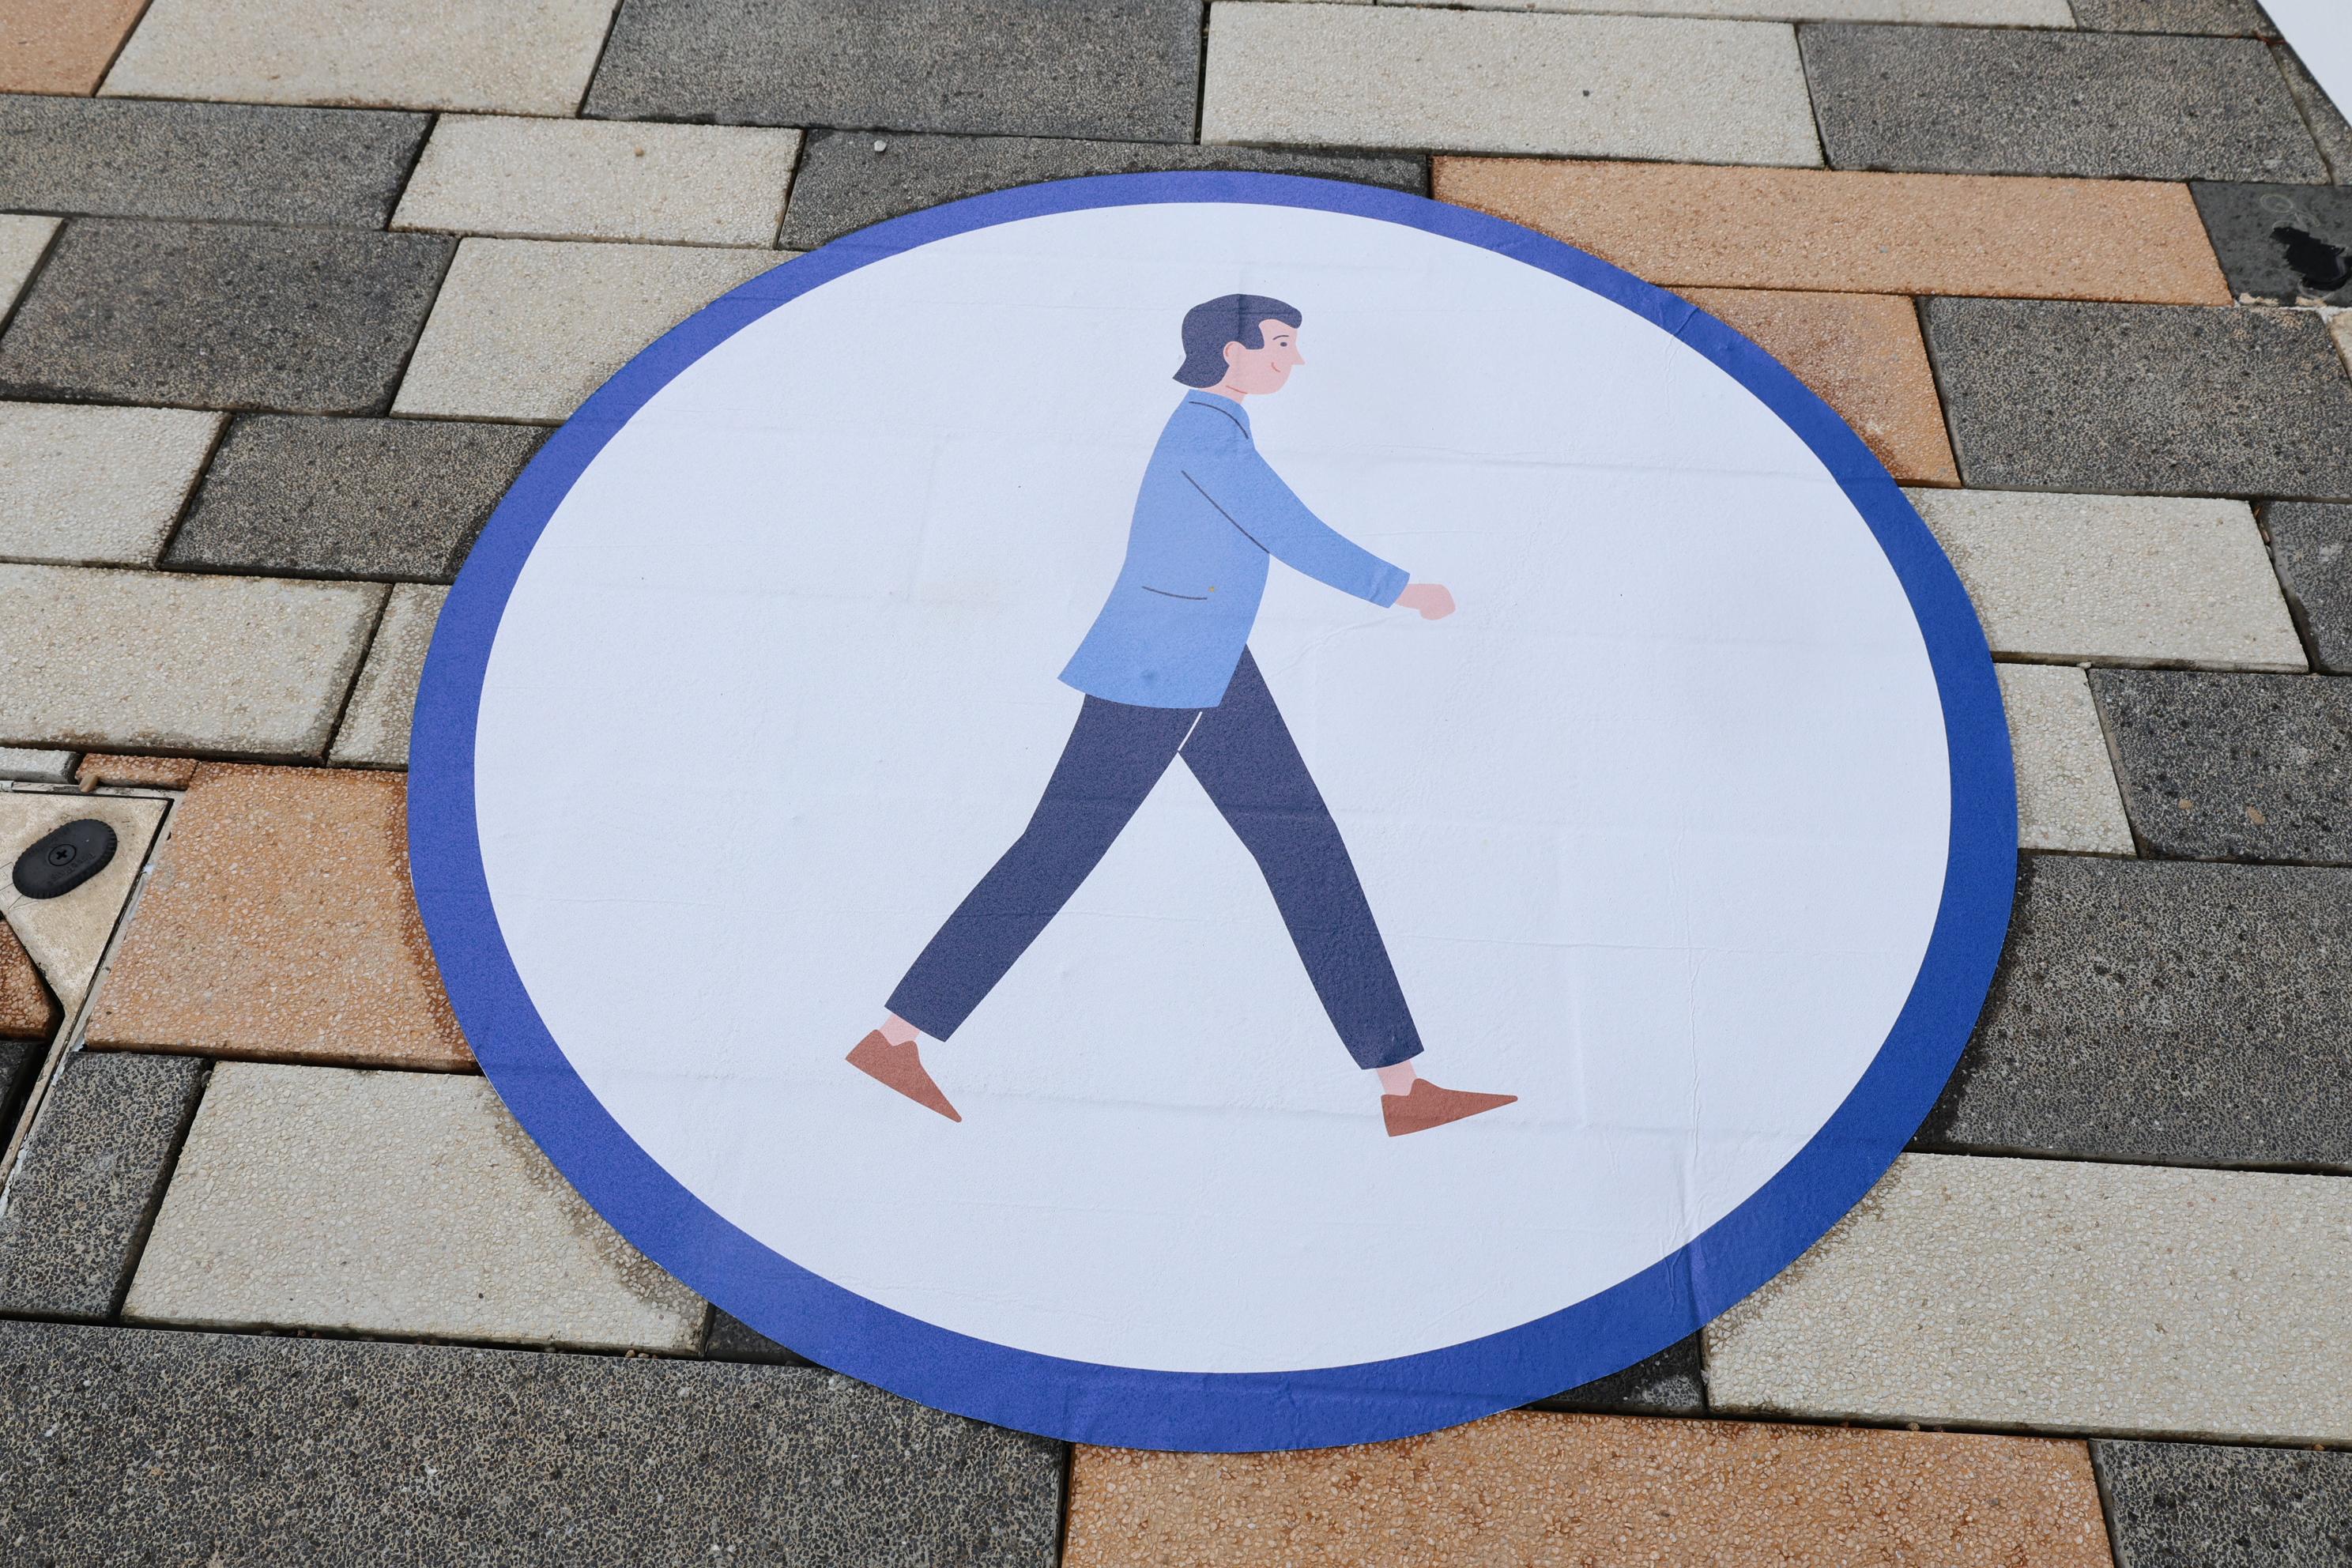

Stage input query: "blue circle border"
[{"left": 408, "top": 172, "right": 2017, "bottom": 1453}]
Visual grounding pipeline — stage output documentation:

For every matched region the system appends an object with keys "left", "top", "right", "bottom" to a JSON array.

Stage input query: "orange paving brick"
[
  {"left": 0, "top": 916, "right": 58, "bottom": 1038},
  {"left": 1435, "top": 158, "right": 2230, "bottom": 306},
  {"left": 1680, "top": 287, "right": 1958, "bottom": 486},
  {"left": 85, "top": 763, "right": 469, "bottom": 1070},
  {"left": 0, "top": 0, "right": 149, "bottom": 96},
  {"left": 75, "top": 753, "right": 199, "bottom": 790},
  {"left": 1064, "top": 1411, "right": 2113, "bottom": 1568}
]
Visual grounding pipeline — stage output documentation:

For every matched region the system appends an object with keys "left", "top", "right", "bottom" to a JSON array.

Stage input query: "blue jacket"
[{"left": 1059, "top": 392, "right": 1410, "bottom": 708}]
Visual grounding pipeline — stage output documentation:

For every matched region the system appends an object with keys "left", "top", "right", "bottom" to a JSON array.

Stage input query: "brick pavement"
[{"left": 0, "top": 1, "right": 2348, "bottom": 1561}]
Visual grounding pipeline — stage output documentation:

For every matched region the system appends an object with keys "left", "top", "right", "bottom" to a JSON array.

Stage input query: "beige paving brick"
[
  {"left": 0, "top": 404, "right": 222, "bottom": 567},
  {"left": 1202, "top": 4, "right": 1822, "bottom": 165},
  {"left": 0, "top": 792, "right": 165, "bottom": 1016},
  {"left": 394, "top": 115, "right": 801, "bottom": 247},
  {"left": 1434, "top": 159, "right": 2233, "bottom": 305},
  {"left": 1706, "top": 1153, "right": 2352, "bottom": 1445},
  {"left": 0, "top": 0, "right": 149, "bottom": 96},
  {"left": 125, "top": 1061, "right": 703, "bottom": 1352},
  {"left": 0, "top": 213, "right": 55, "bottom": 311},
  {"left": 84, "top": 763, "right": 470, "bottom": 1070},
  {"left": 393, "top": 238, "right": 779, "bottom": 422},
  {"left": 1064, "top": 1410, "right": 2110, "bottom": 1567},
  {"left": 1998, "top": 663, "right": 2135, "bottom": 855},
  {"left": 0, "top": 745, "right": 74, "bottom": 783},
  {"left": 1683, "top": 288, "right": 1956, "bottom": 484},
  {"left": 0, "top": 564, "right": 383, "bottom": 756},
  {"left": 330, "top": 583, "right": 443, "bottom": 768},
  {"left": 101, "top": 0, "right": 620, "bottom": 115},
  {"left": 1909, "top": 488, "right": 2305, "bottom": 669},
  {"left": 1440, "top": 0, "right": 2069, "bottom": 13}
]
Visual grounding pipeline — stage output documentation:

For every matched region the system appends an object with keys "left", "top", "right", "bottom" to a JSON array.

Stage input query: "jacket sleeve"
[{"left": 1182, "top": 428, "right": 1410, "bottom": 608}]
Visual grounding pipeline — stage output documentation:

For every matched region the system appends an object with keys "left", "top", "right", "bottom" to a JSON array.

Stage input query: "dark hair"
[{"left": 1172, "top": 294, "right": 1302, "bottom": 387}]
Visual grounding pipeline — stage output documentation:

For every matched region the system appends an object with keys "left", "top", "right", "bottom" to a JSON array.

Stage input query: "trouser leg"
[
  {"left": 1180, "top": 650, "right": 1424, "bottom": 1069},
  {"left": 888, "top": 695, "right": 1197, "bottom": 1039}
]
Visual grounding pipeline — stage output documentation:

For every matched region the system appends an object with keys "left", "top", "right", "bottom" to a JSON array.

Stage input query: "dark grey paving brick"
[
  {"left": 1923, "top": 298, "right": 2352, "bottom": 499},
  {"left": 2266, "top": 502, "right": 2352, "bottom": 673},
  {"left": 164, "top": 416, "right": 543, "bottom": 582},
  {"left": 1800, "top": 24, "right": 2324, "bottom": 182},
  {"left": 587, "top": 0, "right": 1202, "bottom": 142},
  {"left": 2192, "top": 182, "right": 2352, "bottom": 303},
  {"left": 0, "top": 220, "right": 450, "bottom": 414},
  {"left": 2093, "top": 670, "right": 2352, "bottom": 864},
  {"left": 702, "top": 1306, "right": 815, "bottom": 1366},
  {"left": 1916, "top": 854, "right": 2352, "bottom": 1170},
  {"left": 2068, "top": 0, "right": 2275, "bottom": 35},
  {"left": 2096, "top": 1440, "right": 2352, "bottom": 1567},
  {"left": 2277, "top": 45, "right": 2352, "bottom": 183},
  {"left": 0, "top": 1037, "right": 37, "bottom": 1147},
  {"left": 782, "top": 130, "right": 1423, "bottom": 249},
  {"left": 1525, "top": 1335, "right": 1706, "bottom": 1418},
  {"left": 0, "top": 95, "right": 428, "bottom": 228},
  {"left": 0, "top": 1051, "right": 205, "bottom": 1321},
  {"left": 0, "top": 1318, "right": 1065, "bottom": 1566}
]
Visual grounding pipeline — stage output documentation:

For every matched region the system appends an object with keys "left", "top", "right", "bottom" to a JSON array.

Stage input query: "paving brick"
[
  {"left": 127, "top": 1061, "right": 703, "bottom": 1350},
  {"left": 1684, "top": 288, "right": 1954, "bottom": 483},
  {"left": 586, "top": 0, "right": 1201, "bottom": 142},
  {"left": 0, "top": 564, "right": 382, "bottom": 756},
  {"left": 1526, "top": 1334, "right": 1707, "bottom": 1417},
  {"left": 1458, "top": 0, "right": 2070, "bottom": 16},
  {"left": 394, "top": 115, "right": 801, "bottom": 247},
  {"left": 1909, "top": 488, "right": 2304, "bottom": 669},
  {"left": 0, "top": 1318, "right": 1066, "bottom": 1566},
  {"left": 703, "top": 1307, "right": 815, "bottom": 1366},
  {"left": 0, "top": 746, "right": 74, "bottom": 784},
  {"left": 1062, "top": 1412, "right": 2110, "bottom": 1568},
  {"left": 394, "top": 237, "right": 776, "bottom": 421},
  {"left": 0, "top": 1037, "right": 35, "bottom": 1140},
  {"left": 1917, "top": 854, "right": 2352, "bottom": 1167},
  {"left": 2096, "top": 1441, "right": 2352, "bottom": 1568},
  {"left": 782, "top": 130, "right": 1425, "bottom": 251},
  {"left": 0, "top": 95, "right": 428, "bottom": 228},
  {"left": 73, "top": 754, "right": 198, "bottom": 790},
  {"left": 1801, "top": 24, "right": 2325, "bottom": 182},
  {"left": 0, "top": 0, "right": 147, "bottom": 96},
  {"left": 0, "top": 1051, "right": 204, "bottom": 1321},
  {"left": 330, "top": 584, "right": 445, "bottom": 767},
  {"left": 2277, "top": 43, "right": 2352, "bottom": 183},
  {"left": 102, "top": 0, "right": 623, "bottom": 116},
  {"left": 0, "top": 792, "right": 164, "bottom": 1017},
  {"left": 0, "top": 918, "right": 55, "bottom": 1038},
  {"left": 0, "top": 402, "right": 220, "bottom": 567},
  {"left": 2094, "top": 669, "right": 2352, "bottom": 863},
  {"left": 163, "top": 416, "right": 541, "bottom": 582},
  {"left": 0, "top": 220, "right": 452, "bottom": 415},
  {"left": 2192, "top": 181, "right": 2352, "bottom": 303},
  {"left": 85, "top": 764, "right": 469, "bottom": 1069},
  {"left": 2070, "top": 0, "right": 2275, "bottom": 33},
  {"left": 1706, "top": 1153, "right": 2352, "bottom": 1442},
  {"left": 2267, "top": 501, "right": 2352, "bottom": 673},
  {"left": 0, "top": 212, "right": 54, "bottom": 313},
  {"left": 1202, "top": 4, "right": 1822, "bottom": 165},
  {"left": 1996, "top": 665, "right": 2135, "bottom": 854},
  {"left": 1435, "top": 158, "right": 2230, "bottom": 304},
  {"left": 1924, "top": 298, "right": 2352, "bottom": 498}
]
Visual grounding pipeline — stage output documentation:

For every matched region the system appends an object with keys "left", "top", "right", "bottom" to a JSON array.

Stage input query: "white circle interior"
[{"left": 474, "top": 200, "right": 1953, "bottom": 1375}]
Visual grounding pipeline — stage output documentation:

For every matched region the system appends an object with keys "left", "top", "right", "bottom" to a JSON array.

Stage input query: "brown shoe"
[
  {"left": 1382, "top": 1080, "right": 1516, "bottom": 1137},
  {"left": 846, "top": 1031, "right": 962, "bottom": 1122}
]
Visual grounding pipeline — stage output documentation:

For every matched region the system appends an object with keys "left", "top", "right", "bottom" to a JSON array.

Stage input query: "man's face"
[{"left": 1220, "top": 319, "right": 1305, "bottom": 394}]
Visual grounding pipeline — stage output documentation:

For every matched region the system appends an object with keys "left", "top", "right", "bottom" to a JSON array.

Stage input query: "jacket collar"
[{"left": 1184, "top": 389, "right": 1251, "bottom": 435}]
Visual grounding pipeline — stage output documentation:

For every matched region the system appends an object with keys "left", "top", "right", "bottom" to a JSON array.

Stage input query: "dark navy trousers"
[{"left": 888, "top": 650, "right": 1424, "bottom": 1069}]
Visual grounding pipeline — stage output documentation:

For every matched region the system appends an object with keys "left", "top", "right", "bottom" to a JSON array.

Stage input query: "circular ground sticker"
[{"left": 409, "top": 173, "right": 2015, "bottom": 1452}]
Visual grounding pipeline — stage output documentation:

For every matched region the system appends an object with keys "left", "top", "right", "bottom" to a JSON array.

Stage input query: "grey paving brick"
[
  {"left": 586, "top": 0, "right": 1202, "bottom": 143},
  {"left": 2068, "top": 0, "right": 2275, "bottom": 34},
  {"left": 2267, "top": 502, "right": 2352, "bottom": 673},
  {"left": 703, "top": 1306, "right": 816, "bottom": 1366},
  {"left": 164, "top": 416, "right": 541, "bottom": 582},
  {"left": 0, "top": 1051, "right": 205, "bottom": 1321},
  {"left": 1923, "top": 298, "right": 2352, "bottom": 498},
  {"left": 2095, "top": 1441, "right": 2352, "bottom": 1568},
  {"left": 0, "top": 1037, "right": 36, "bottom": 1142},
  {"left": 2276, "top": 44, "right": 2352, "bottom": 183},
  {"left": 2191, "top": 181, "right": 2352, "bottom": 303},
  {"left": 1800, "top": 24, "right": 2325, "bottom": 182},
  {"left": 0, "top": 94, "right": 429, "bottom": 228},
  {"left": 0, "top": 1317, "right": 1065, "bottom": 1566},
  {"left": 0, "top": 746, "right": 77, "bottom": 784},
  {"left": 0, "top": 220, "right": 452, "bottom": 415},
  {"left": 782, "top": 130, "right": 1424, "bottom": 250},
  {"left": 1916, "top": 854, "right": 2352, "bottom": 1170},
  {"left": 1526, "top": 1335, "right": 1706, "bottom": 1417},
  {"left": 2093, "top": 669, "right": 2352, "bottom": 863}
]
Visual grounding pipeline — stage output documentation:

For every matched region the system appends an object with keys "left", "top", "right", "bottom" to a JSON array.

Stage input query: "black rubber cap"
[{"left": 12, "top": 818, "right": 117, "bottom": 900}]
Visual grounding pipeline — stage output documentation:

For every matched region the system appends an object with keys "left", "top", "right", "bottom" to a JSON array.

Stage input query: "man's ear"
[{"left": 1221, "top": 340, "right": 1245, "bottom": 367}]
